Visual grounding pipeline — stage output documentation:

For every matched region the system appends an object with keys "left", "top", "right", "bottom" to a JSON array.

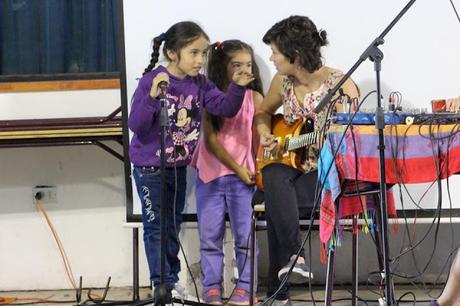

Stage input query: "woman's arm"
[
  {"left": 203, "top": 111, "right": 255, "bottom": 185},
  {"left": 252, "top": 91, "right": 264, "bottom": 157},
  {"left": 254, "top": 73, "right": 284, "bottom": 151}
]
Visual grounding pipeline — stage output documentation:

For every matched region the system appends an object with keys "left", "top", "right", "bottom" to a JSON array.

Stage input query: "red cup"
[{"left": 431, "top": 99, "right": 446, "bottom": 113}]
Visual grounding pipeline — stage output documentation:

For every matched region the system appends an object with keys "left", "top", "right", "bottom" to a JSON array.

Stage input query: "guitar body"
[{"left": 255, "top": 114, "right": 314, "bottom": 190}]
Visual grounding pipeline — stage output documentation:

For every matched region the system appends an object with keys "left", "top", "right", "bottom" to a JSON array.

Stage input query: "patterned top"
[{"left": 281, "top": 68, "right": 343, "bottom": 172}]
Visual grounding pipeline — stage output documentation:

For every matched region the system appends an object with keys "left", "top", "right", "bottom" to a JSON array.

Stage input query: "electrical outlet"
[{"left": 33, "top": 186, "right": 57, "bottom": 204}]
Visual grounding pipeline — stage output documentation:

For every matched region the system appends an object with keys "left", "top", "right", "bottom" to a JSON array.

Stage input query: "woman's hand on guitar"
[
  {"left": 260, "top": 133, "right": 278, "bottom": 152},
  {"left": 236, "top": 166, "right": 256, "bottom": 185}
]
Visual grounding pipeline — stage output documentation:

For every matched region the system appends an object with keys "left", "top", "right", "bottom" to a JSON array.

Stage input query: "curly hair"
[
  {"left": 143, "top": 21, "right": 209, "bottom": 75},
  {"left": 206, "top": 40, "right": 264, "bottom": 132},
  {"left": 262, "top": 15, "right": 328, "bottom": 73}
]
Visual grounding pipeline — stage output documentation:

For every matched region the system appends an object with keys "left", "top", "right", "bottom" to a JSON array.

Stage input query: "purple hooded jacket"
[{"left": 128, "top": 65, "right": 246, "bottom": 167}]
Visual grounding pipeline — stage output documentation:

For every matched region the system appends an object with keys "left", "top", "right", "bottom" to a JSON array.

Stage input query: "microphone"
[
  {"left": 158, "top": 80, "right": 169, "bottom": 97},
  {"left": 158, "top": 81, "right": 169, "bottom": 125}
]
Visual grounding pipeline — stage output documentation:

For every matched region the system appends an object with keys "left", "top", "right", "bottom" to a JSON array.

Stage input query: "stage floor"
[{"left": 0, "top": 284, "right": 451, "bottom": 305}]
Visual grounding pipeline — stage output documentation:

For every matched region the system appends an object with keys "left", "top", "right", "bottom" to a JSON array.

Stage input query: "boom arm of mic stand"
[{"left": 313, "top": 0, "right": 417, "bottom": 114}]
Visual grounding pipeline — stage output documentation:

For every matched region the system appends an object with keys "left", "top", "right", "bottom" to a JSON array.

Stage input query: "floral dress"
[{"left": 281, "top": 69, "right": 343, "bottom": 172}]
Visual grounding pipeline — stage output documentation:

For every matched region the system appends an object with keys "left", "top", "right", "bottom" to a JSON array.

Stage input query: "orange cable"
[
  {"left": 36, "top": 200, "right": 77, "bottom": 289},
  {"left": 0, "top": 297, "right": 49, "bottom": 304},
  {"left": 35, "top": 201, "right": 101, "bottom": 300}
]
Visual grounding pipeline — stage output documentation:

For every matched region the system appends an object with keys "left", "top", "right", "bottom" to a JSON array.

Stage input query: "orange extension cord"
[{"left": 0, "top": 200, "right": 94, "bottom": 305}]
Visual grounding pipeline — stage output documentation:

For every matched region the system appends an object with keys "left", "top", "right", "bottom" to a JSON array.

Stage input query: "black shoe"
[{"left": 153, "top": 284, "right": 172, "bottom": 305}]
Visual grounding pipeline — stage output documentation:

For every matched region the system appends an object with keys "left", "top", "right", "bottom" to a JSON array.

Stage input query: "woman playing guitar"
[{"left": 255, "top": 15, "right": 360, "bottom": 306}]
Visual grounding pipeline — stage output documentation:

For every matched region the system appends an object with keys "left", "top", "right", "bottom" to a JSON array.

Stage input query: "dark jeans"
[
  {"left": 133, "top": 166, "right": 187, "bottom": 289},
  {"left": 262, "top": 163, "right": 317, "bottom": 300}
]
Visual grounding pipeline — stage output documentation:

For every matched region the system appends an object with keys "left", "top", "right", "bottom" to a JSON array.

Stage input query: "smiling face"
[
  {"left": 226, "top": 49, "right": 253, "bottom": 84},
  {"left": 269, "top": 42, "right": 296, "bottom": 76},
  {"left": 167, "top": 35, "right": 209, "bottom": 78}
]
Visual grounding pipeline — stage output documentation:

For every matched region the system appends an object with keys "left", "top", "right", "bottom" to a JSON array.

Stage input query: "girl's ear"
[{"left": 166, "top": 49, "right": 178, "bottom": 62}]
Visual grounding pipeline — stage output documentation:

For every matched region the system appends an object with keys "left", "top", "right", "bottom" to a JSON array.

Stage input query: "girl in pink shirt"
[{"left": 192, "top": 40, "right": 263, "bottom": 305}]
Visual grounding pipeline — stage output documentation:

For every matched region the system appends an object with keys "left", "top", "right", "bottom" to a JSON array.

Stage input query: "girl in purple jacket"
[{"left": 128, "top": 21, "right": 254, "bottom": 304}]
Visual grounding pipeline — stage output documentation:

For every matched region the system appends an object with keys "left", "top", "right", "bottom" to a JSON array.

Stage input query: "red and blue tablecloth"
[{"left": 319, "top": 123, "right": 460, "bottom": 244}]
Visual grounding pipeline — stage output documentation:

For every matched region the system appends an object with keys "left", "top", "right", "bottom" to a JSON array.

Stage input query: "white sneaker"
[
  {"left": 278, "top": 259, "right": 313, "bottom": 284},
  {"left": 171, "top": 283, "right": 198, "bottom": 303}
]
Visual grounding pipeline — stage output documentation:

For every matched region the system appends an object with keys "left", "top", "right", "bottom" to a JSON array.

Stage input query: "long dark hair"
[
  {"left": 206, "top": 39, "right": 264, "bottom": 131},
  {"left": 263, "top": 15, "right": 328, "bottom": 73},
  {"left": 143, "top": 21, "right": 209, "bottom": 75}
]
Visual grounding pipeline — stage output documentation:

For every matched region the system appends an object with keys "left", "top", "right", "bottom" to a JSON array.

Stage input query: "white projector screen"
[{"left": 122, "top": 0, "right": 460, "bottom": 221}]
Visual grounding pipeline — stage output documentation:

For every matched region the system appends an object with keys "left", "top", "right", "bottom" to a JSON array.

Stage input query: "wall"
[
  {"left": 0, "top": 0, "right": 459, "bottom": 292},
  {"left": 0, "top": 89, "right": 150, "bottom": 290}
]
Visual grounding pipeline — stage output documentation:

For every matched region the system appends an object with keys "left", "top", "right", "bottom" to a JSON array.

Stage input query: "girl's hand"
[
  {"left": 232, "top": 70, "right": 255, "bottom": 87},
  {"left": 150, "top": 72, "right": 169, "bottom": 98},
  {"left": 236, "top": 165, "right": 255, "bottom": 185},
  {"left": 446, "top": 96, "right": 460, "bottom": 112}
]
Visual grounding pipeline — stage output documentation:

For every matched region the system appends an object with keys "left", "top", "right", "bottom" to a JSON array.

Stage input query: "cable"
[
  {"left": 261, "top": 90, "right": 379, "bottom": 306},
  {"left": 0, "top": 199, "right": 81, "bottom": 306},
  {"left": 388, "top": 121, "right": 460, "bottom": 301},
  {"left": 0, "top": 297, "right": 75, "bottom": 305},
  {"left": 449, "top": 0, "right": 460, "bottom": 24},
  {"left": 396, "top": 291, "right": 417, "bottom": 305},
  {"left": 34, "top": 198, "right": 77, "bottom": 289},
  {"left": 388, "top": 124, "right": 429, "bottom": 292},
  {"left": 171, "top": 145, "right": 201, "bottom": 304}
]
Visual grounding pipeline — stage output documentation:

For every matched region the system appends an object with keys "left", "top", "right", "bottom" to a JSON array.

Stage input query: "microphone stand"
[
  {"left": 314, "top": 1, "right": 417, "bottom": 304},
  {"left": 145, "top": 82, "right": 200, "bottom": 306},
  {"left": 155, "top": 82, "right": 172, "bottom": 306}
]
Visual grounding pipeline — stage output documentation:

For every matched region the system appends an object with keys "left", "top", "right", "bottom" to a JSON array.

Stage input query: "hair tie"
[
  {"left": 214, "top": 41, "right": 223, "bottom": 50},
  {"left": 317, "top": 29, "right": 325, "bottom": 41},
  {"left": 158, "top": 33, "right": 167, "bottom": 42}
]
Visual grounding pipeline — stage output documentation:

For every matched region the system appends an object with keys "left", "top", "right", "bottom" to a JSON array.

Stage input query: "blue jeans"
[{"left": 133, "top": 166, "right": 187, "bottom": 289}]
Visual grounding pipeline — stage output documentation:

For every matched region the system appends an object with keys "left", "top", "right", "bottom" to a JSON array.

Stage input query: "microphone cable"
[{"left": 449, "top": 0, "right": 460, "bottom": 25}]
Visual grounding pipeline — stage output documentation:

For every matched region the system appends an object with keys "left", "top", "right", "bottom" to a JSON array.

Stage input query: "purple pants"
[{"left": 195, "top": 174, "right": 257, "bottom": 293}]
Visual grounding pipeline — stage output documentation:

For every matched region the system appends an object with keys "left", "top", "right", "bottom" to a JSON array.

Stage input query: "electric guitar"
[{"left": 255, "top": 114, "right": 318, "bottom": 190}]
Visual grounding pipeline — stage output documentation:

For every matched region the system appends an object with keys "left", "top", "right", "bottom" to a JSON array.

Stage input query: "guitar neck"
[{"left": 286, "top": 131, "right": 318, "bottom": 151}]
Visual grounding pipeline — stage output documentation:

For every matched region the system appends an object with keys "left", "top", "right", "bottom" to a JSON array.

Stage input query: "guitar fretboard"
[{"left": 286, "top": 131, "right": 319, "bottom": 151}]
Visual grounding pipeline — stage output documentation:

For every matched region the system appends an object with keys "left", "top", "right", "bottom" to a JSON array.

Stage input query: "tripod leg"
[
  {"left": 249, "top": 211, "right": 257, "bottom": 306},
  {"left": 374, "top": 200, "right": 396, "bottom": 305},
  {"left": 352, "top": 216, "right": 359, "bottom": 306},
  {"left": 324, "top": 245, "right": 335, "bottom": 306},
  {"left": 133, "top": 227, "right": 140, "bottom": 301}
]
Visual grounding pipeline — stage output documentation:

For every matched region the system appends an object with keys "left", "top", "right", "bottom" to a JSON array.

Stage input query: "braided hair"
[
  {"left": 263, "top": 15, "right": 328, "bottom": 73},
  {"left": 143, "top": 21, "right": 210, "bottom": 75}
]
